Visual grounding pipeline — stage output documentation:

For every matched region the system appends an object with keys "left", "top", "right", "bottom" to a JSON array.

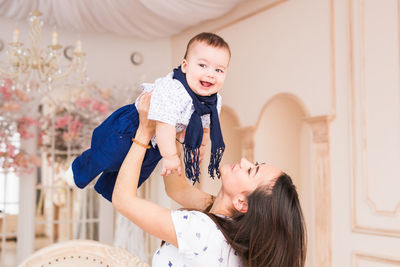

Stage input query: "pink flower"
[
  {"left": 18, "top": 116, "right": 39, "bottom": 125},
  {"left": 0, "top": 84, "right": 12, "bottom": 100},
  {"left": 92, "top": 101, "right": 109, "bottom": 114},
  {"left": 76, "top": 98, "right": 92, "bottom": 109},
  {"left": 2, "top": 78, "right": 13, "bottom": 86},
  {"left": 55, "top": 114, "right": 72, "bottom": 129},
  {"left": 6, "top": 143, "right": 16, "bottom": 157},
  {"left": 69, "top": 119, "right": 82, "bottom": 134},
  {"left": 18, "top": 117, "right": 39, "bottom": 139}
]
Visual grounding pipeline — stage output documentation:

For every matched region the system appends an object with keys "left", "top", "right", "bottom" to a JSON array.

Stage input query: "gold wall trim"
[
  {"left": 349, "top": 0, "right": 400, "bottom": 237},
  {"left": 353, "top": 252, "right": 400, "bottom": 266}
]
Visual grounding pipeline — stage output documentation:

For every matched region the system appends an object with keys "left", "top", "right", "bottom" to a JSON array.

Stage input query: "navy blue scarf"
[{"left": 173, "top": 66, "right": 225, "bottom": 184}]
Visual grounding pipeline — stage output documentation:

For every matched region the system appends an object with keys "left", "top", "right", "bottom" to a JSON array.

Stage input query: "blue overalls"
[{"left": 72, "top": 103, "right": 162, "bottom": 202}]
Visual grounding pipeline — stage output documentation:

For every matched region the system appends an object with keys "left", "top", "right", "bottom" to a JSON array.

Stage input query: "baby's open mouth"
[{"left": 200, "top": 81, "right": 212, "bottom": 87}]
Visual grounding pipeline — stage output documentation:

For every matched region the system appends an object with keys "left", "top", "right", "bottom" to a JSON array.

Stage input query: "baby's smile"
[{"left": 200, "top": 81, "right": 213, "bottom": 88}]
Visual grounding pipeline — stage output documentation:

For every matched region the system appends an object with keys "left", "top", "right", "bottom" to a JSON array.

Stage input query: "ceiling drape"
[{"left": 0, "top": 0, "right": 245, "bottom": 39}]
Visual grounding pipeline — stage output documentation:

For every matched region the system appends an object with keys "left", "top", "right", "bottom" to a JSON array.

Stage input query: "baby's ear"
[
  {"left": 232, "top": 194, "right": 248, "bottom": 213},
  {"left": 181, "top": 59, "right": 188, "bottom": 73}
]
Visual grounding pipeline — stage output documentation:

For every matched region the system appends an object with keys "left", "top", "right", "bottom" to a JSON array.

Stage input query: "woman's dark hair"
[{"left": 206, "top": 173, "right": 307, "bottom": 267}]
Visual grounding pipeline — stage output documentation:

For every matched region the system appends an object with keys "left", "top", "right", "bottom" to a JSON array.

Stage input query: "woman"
[{"left": 113, "top": 92, "right": 307, "bottom": 266}]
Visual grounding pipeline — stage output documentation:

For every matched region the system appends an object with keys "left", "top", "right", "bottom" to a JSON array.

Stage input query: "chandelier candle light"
[{"left": 0, "top": 10, "right": 87, "bottom": 92}]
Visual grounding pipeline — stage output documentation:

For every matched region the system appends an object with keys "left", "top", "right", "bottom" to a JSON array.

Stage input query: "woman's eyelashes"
[
  {"left": 248, "top": 162, "right": 261, "bottom": 176},
  {"left": 248, "top": 165, "right": 256, "bottom": 175},
  {"left": 248, "top": 167, "right": 252, "bottom": 175}
]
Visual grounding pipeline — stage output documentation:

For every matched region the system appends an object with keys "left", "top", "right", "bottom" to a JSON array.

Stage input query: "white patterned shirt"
[
  {"left": 152, "top": 210, "right": 242, "bottom": 267},
  {"left": 135, "top": 72, "right": 222, "bottom": 146}
]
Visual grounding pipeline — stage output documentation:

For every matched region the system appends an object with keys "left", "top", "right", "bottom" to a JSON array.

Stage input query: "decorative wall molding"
[
  {"left": 353, "top": 252, "right": 400, "bottom": 266},
  {"left": 349, "top": 0, "right": 400, "bottom": 237},
  {"left": 305, "top": 115, "right": 333, "bottom": 267},
  {"left": 306, "top": 115, "right": 334, "bottom": 144}
]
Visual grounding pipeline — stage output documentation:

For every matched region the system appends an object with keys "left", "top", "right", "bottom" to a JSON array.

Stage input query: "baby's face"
[{"left": 181, "top": 41, "right": 230, "bottom": 96}]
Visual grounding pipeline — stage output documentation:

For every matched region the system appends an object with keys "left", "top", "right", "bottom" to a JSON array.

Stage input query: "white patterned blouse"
[{"left": 152, "top": 210, "right": 242, "bottom": 267}]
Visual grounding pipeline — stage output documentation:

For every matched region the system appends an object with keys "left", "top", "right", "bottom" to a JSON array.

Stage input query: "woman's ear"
[
  {"left": 181, "top": 59, "right": 188, "bottom": 73},
  {"left": 232, "top": 194, "right": 248, "bottom": 213}
]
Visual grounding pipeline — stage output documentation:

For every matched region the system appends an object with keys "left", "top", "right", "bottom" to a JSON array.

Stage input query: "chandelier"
[{"left": 0, "top": 9, "right": 87, "bottom": 93}]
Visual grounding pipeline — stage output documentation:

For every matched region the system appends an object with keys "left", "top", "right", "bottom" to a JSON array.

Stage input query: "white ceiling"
[{"left": 0, "top": 0, "right": 246, "bottom": 39}]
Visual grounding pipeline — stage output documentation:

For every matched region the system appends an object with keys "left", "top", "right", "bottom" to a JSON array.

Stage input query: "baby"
[{"left": 72, "top": 32, "right": 231, "bottom": 202}]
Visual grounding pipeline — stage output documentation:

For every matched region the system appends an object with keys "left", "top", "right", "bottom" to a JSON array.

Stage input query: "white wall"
[{"left": 172, "top": 0, "right": 333, "bottom": 125}]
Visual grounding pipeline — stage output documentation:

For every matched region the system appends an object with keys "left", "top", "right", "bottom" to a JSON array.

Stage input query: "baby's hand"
[{"left": 161, "top": 154, "right": 181, "bottom": 177}]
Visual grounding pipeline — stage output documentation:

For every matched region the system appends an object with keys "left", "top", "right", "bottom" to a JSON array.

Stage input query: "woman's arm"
[
  {"left": 112, "top": 92, "right": 178, "bottom": 247},
  {"left": 164, "top": 128, "right": 213, "bottom": 210},
  {"left": 163, "top": 138, "right": 214, "bottom": 210}
]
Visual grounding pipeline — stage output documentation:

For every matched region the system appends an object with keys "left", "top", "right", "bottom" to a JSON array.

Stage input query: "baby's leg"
[
  {"left": 72, "top": 149, "right": 103, "bottom": 188},
  {"left": 72, "top": 104, "right": 138, "bottom": 189},
  {"left": 94, "top": 146, "right": 162, "bottom": 202},
  {"left": 94, "top": 171, "right": 118, "bottom": 202}
]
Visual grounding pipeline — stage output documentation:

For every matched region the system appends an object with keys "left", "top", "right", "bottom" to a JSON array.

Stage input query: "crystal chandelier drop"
[{"left": 0, "top": 9, "right": 87, "bottom": 93}]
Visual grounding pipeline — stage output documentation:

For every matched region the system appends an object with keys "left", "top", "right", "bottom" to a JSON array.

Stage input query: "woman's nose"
[{"left": 240, "top": 158, "right": 251, "bottom": 168}]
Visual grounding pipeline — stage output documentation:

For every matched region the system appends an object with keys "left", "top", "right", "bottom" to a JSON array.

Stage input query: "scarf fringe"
[
  {"left": 184, "top": 146, "right": 225, "bottom": 184},
  {"left": 183, "top": 147, "right": 201, "bottom": 184},
  {"left": 208, "top": 147, "right": 225, "bottom": 179}
]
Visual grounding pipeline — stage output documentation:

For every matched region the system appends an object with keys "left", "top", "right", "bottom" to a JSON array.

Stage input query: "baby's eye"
[
  {"left": 216, "top": 68, "right": 224, "bottom": 73},
  {"left": 199, "top": 64, "right": 206, "bottom": 68},
  {"left": 248, "top": 167, "right": 252, "bottom": 175}
]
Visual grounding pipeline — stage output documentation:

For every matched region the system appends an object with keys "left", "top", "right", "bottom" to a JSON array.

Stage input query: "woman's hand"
[
  {"left": 113, "top": 90, "right": 178, "bottom": 248},
  {"left": 137, "top": 92, "right": 155, "bottom": 138}
]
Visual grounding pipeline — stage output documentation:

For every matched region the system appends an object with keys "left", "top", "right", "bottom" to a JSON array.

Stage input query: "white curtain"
[
  {"left": 113, "top": 212, "right": 148, "bottom": 262},
  {"left": 0, "top": 0, "right": 245, "bottom": 39}
]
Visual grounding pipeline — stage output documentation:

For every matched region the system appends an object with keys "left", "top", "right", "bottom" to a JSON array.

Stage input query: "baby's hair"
[{"left": 184, "top": 32, "right": 231, "bottom": 59}]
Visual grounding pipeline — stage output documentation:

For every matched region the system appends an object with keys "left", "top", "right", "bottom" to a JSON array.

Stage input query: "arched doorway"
[{"left": 254, "top": 93, "right": 314, "bottom": 267}]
